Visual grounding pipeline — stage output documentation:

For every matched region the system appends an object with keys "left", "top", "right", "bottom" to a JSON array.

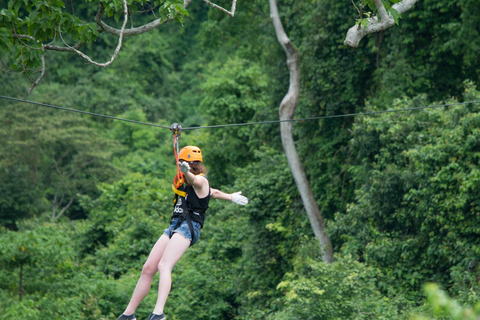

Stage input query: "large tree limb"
[
  {"left": 344, "top": 0, "right": 419, "bottom": 50},
  {"left": 94, "top": 5, "right": 173, "bottom": 37},
  {"left": 269, "top": 0, "right": 333, "bottom": 263},
  {"left": 95, "top": 0, "right": 237, "bottom": 37},
  {"left": 62, "top": 0, "right": 128, "bottom": 67}
]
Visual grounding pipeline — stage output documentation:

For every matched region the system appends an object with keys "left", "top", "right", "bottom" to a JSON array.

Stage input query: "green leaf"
[
  {"left": 361, "top": 19, "right": 368, "bottom": 29},
  {"left": 0, "top": 27, "right": 12, "bottom": 50},
  {"left": 388, "top": 7, "right": 400, "bottom": 24},
  {"left": 88, "top": 23, "right": 100, "bottom": 36},
  {"left": 14, "top": 0, "right": 22, "bottom": 12}
]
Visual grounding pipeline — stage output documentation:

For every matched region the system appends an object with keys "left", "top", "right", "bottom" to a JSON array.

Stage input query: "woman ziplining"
[{"left": 116, "top": 143, "right": 248, "bottom": 320}]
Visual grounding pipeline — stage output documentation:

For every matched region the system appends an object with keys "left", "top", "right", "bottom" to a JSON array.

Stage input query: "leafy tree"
[
  {"left": 78, "top": 172, "right": 170, "bottom": 272},
  {"left": 225, "top": 146, "right": 314, "bottom": 316},
  {"left": 0, "top": 102, "right": 122, "bottom": 224},
  {"left": 0, "top": 220, "right": 117, "bottom": 319},
  {"left": 330, "top": 82, "right": 480, "bottom": 299},
  {"left": 0, "top": 0, "right": 233, "bottom": 92},
  {"left": 199, "top": 56, "right": 272, "bottom": 186},
  {"left": 0, "top": 165, "right": 41, "bottom": 229},
  {"left": 370, "top": 0, "right": 480, "bottom": 104},
  {"left": 412, "top": 284, "right": 480, "bottom": 320},
  {"left": 267, "top": 250, "right": 410, "bottom": 320}
]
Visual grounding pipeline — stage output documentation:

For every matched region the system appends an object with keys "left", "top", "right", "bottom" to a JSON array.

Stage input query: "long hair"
[{"left": 189, "top": 161, "right": 207, "bottom": 176}]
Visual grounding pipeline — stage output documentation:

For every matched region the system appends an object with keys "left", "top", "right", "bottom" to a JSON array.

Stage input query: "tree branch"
[
  {"left": 12, "top": 0, "right": 238, "bottom": 92},
  {"left": 344, "top": 0, "right": 419, "bottom": 50},
  {"left": 95, "top": 0, "right": 237, "bottom": 36},
  {"left": 28, "top": 48, "right": 46, "bottom": 95},
  {"left": 62, "top": 0, "right": 128, "bottom": 67},
  {"left": 201, "top": 0, "right": 237, "bottom": 18},
  {"left": 95, "top": 11, "right": 173, "bottom": 37},
  {"left": 44, "top": 42, "right": 84, "bottom": 52},
  {"left": 13, "top": 30, "right": 85, "bottom": 53},
  {"left": 373, "top": 0, "right": 389, "bottom": 21},
  {"left": 54, "top": 196, "right": 75, "bottom": 220}
]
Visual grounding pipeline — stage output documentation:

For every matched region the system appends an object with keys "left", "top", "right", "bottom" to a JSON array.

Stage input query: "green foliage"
[
  {"left": 0, "top": 102, "right": 122, "bottom": 224},
  {"left": 200, "top": 57, "right": 274, "bottom": 185},
  {"left": 0, "top": 165, "right": 41, "bottom": 228},
  {"left": 0, "top": 220, "right": 118, "bottom": 319},
  {"left": 0, "top": 0, "right": 190, "bottom": 84},
  {"left": 370, "top": 0, "right": 480, "bottom": 105},
  {"left": 159, "top": 0, "right": 189, "bottom": 24},
  {"left": 331, "top": 82, "right": 480, "bottom": 300},
  {"left": 412, "top": 284, "right": 480, "bottom": 320},
  {"left": 267, "top": 250, "right": 410, "bottom": 320},
  {"left": 225, "top": 147, "right": 315, "bottom": 317},
  {"left": 111, "top": 109, "right": 160, "bottom": 151},
  {"left": 0, "top": 0, "right": 99, "bottom": 73},
  {"left": 360, "top": 0, "right": 402, "bottom": 23},
  {"left": 78, "top": 172, "right": 170, "bottom": 274},
  {"left": 1, "top": 0, "right": 480, "bottom": 319}
]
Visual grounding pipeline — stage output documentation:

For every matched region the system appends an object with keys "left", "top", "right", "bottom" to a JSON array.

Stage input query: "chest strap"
[{"left": 172, "top": 184, "right": 187, "bottom": 198}]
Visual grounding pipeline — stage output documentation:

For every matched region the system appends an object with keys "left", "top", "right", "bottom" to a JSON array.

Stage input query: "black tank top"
[{"left": 172, "top": 178, "right": 210, "bottom": 227}]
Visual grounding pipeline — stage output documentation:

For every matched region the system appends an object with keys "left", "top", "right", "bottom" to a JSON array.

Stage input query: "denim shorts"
[{"left": 163, "top": 218, "right": 201, "bottom": 246}]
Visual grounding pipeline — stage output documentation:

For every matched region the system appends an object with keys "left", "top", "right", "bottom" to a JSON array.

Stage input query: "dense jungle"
[{"left": 1, "top": 0, "right": 480, "bottom": 319}]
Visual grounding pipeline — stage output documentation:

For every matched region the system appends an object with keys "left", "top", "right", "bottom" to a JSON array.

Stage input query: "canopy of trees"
[{"left": 1, "top": 0, "right": 480, "bottom": 319}]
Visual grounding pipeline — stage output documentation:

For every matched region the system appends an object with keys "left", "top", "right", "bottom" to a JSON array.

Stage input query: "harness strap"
[
  {"left": 170, "top": 213, "right": 195, "bottom": 247},
  {"left": 169, "top": 193, "right": 196, "bottom": 247},
  {"left": 172, "top": 184, "right": 187, "bottom": 197},
  {"left": 170, "top": 173, "right": 207, "bottom": 246},
  {"left": 171, "top": 123, "right": 184, "bottom": 190}
]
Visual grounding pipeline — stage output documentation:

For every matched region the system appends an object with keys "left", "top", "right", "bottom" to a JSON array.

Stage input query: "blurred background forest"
[{"left": 1, "top": 0, "right": 480, "bottom": 319}]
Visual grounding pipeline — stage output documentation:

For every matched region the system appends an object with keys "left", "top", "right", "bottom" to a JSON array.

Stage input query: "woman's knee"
[
  {"left": 157, "top": 260, "right": 173, "bottom": 274},
  {"left": 141, "top": 260, "right": 158, "bottom": 276}
]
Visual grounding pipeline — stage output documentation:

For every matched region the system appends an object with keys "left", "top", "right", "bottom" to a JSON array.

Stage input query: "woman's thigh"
[
  {"left": 158, "top": 233, "right": 191, "bottom": 272},
  {"left": 143, "top": 234, "right": 171, "bottom": 274}
]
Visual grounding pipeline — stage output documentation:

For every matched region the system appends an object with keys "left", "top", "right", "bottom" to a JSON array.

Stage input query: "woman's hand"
[
  {"left": 231, "top": 191, "right": 248, "bottom": 205},
  {"left": 179, "top": 161, "right": 190, "bottom": 174}
]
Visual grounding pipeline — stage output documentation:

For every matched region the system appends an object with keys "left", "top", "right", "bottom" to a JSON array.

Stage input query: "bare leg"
[
  {"left": 152, "top": 233, "right": 191, "bottom": 315},
  {"left": 124, "top": 234, "right": 171, "bottom": 315}
]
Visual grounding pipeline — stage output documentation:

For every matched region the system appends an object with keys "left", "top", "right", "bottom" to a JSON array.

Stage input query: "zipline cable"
[
  {"left": 0, "top": 95, "right": 171, "bottom": 130},
  {"left": 1, "top": 95, "right": 480, "bottom": 130},
  {"left": 182, "top": 100, "right": 480, "bottom": 130}
]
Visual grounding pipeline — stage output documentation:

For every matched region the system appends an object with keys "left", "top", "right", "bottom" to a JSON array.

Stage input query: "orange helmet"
[{"left": 178, "top": 146, "right": 203, "bottom": 162}]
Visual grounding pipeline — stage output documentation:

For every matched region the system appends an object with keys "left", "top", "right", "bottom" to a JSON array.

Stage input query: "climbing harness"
[{"left": 169, "top": 123, "right": 202, "bottom": 246}]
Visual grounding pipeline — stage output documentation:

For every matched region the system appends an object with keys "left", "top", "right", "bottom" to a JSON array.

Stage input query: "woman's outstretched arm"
[{"left": 210, "top": 189, "right": 248, "bottom": 205}]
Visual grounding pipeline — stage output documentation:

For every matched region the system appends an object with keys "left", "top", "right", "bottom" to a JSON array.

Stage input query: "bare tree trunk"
[
  {"left": 19, "top": 264, "right": 23, "bottom": 302},
  {"left": 269, "top": 0, "right": 333, "bottom": 263},
  {"left": 52, "top": 187, "right": 75, "bottom": 220},
  {"left": 53, "top": 196, "right": 75, "bottom": 220}
]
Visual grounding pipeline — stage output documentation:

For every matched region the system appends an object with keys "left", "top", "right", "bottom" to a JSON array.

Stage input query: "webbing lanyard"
[{"left": 171, "top": 123, "right": 184, "bottom": 189}]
